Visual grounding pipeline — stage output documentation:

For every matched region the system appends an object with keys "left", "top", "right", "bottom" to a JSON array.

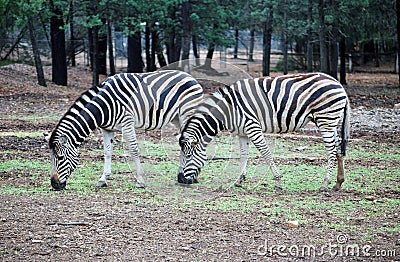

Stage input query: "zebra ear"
[{"left": 59, "top": 135, "right": 68, "bottom": 145}]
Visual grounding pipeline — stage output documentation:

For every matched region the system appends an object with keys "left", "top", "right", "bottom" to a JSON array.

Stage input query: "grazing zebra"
[
  {"left": 178, "top": 72, "right": 350, "bottom": 192},
  {"left": 47, "top": 70, "right": 204, "bottom": 190}
]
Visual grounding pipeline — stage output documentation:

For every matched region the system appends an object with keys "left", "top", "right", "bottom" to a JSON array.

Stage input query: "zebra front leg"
[
  {"left": 122, "top": 118, "right": 145, "bottom": 188},
  {"left": 247, "top": 129, "right": 282, "bottom": 191},
  {"left": 234, "top": 136, "right": 250, "bottom": 187},
  {"left": 97, "top": 129, "right": 115, "bottom": 187}
]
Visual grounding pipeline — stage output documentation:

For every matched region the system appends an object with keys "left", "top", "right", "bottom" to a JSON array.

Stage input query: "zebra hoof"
[
  {"left": 319, "top": 187, "right": 331, "bottom": 197},
  {"left": 322, "top": 191, "right": 331, "bottom": 197},
  {"left": 96, "top": 181, "right": 108, "bottom": 188},
  {"left": 234, "top": 182, "right": 243, "bottom": 188},
  {"left": 274, "top": 185, "right": 283, "bottom": 191},
  {"left": 135, "top": 183, "right": 145, "bottom": 189},
  {"left": 332, "top": 184, "right": 342, "bottom": 191},
  {"left": 319, "top": 186, "right": 328, "bottom": 193}
]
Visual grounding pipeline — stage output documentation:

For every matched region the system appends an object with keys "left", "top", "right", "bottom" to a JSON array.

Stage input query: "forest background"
[{"left": 0, "top": 0, "right": 399, "bottom": 87}]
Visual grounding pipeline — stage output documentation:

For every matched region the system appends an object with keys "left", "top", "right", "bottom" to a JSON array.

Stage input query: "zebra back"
[{"left": 192, "top": 73, "right": 348, "bottom": 135}]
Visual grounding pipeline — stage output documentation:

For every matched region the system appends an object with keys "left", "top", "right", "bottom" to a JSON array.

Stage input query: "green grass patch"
[
  {"left": 0, "top": 131, "right": 44, "bottom": 138},
  {"left": 1, "top": 133, "right": 399, "bottom": 238},
  {"left": 0, "top": 159, "right": 50, "bottom": 173},
  {"left": 1, "top": 114, "right": 60, "bottom": 123},
  {"left": 0, "top": 60, "right": 15, "bottom": 67}
]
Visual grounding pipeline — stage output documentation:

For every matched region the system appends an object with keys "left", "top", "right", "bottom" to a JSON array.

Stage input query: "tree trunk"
[
  {"left": 397, "top": 0, "right": 400, "bottom": 86},
  {"left": 166, "top": 6, "right": 178, "bottom": 64},
  {"left": 69, "top": 0, "right": 76, "bottom": 67},
  {"left": 50, "top": 0, "right": 67, "bottom": 86},
  {"left": 318, "top": 0, "right": 328, "bottom": 73},
  {"left": 88, "top": 28, "right": 93, "bottom": 68},
  {"left": 1, "top": 27, "right": 27, "bottom": 61},
  {"left": 234, "top": 28, "right": 239, "bottom": 59},
  {"left": 28, "top": 17, "right": 46, "bottom": 87},
  {"left": 166, "top": 32, "right": 174, "bottom": 64},
  {"left": 92, "top": 26, "right": 99, "bottom": 86},
  {"left": 181, "top": 1, "right": 191, "bottom": 60},
  {"left": 329, "top": 0, "right": 338, "bottom": 79},
  {"left": 181, "top": 1, "right": 191, "bottom": 71},
  {"left": 174, "top": 34, "right": 182, "bottom": 63},
  {"left": 150, "top": 27, "right": 157, "bottom": 71},
  {"left": 145, "top": 24, "right": 152, "bottom": 71},
  {"left": 192, "top": 35, "right": 200, "bottom": 66},
  {"left": 166, "top": 35, "right": 174, "bottom": 64},
  {"left": 107, "top": 15, "right": 115, "bottom": 75},
  {"left": 306, "top": 0, "right": 313, "bottom": 72},
  {"left": 339, "top": 37, "right": 347, "bottom": 85},
  {"left": 282, "top": 0, "right": 288, "bottom": 75},
  {"left": 262, "top": 7, "right": 273, "bottom": 76},
  {"left": 204, "top": 44, "right": 215, "bottom": 68},
  {"left": 248, "top": 28, "right": 255, "bottom": 62},
  {"left": 154, "top": 31, "right": 167, "bottom": 68},
  {"left": 127, "top": 31, "right": 143, "bottom": 73},
  {"left": 374, "top": 40, "right": 380, "bottom": 67},
  {"left": 97, "top": 22, "right": 107, "bottom": 75}
]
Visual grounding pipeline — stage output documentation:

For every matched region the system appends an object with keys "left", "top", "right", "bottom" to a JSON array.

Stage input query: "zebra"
[
  {"left": 178, "top": 72, "right": 350, "bottom": 192},
  {"left": 47, "top": 70, "right": 204, "bottom": 190}
]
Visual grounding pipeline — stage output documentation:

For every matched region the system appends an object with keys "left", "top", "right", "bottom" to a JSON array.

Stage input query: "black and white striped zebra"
[
  {"left": 47, "top": 70, "right": 204, "bottom": 190},
  {"left": 178, "top": 72, "right": 350, "bottom": 192}
]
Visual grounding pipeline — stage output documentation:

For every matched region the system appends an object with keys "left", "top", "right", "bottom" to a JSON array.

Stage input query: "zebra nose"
[
  {"left": 51, "top": 177, "right": 66, "bottom": 190},
  {"left": 177, "top": 172, "right": 194, "bottom": 184}
]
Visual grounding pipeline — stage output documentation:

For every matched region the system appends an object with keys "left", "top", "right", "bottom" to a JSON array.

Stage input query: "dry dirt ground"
[{"left": 0, "top": 64, "right": 399, "bottom": 261}]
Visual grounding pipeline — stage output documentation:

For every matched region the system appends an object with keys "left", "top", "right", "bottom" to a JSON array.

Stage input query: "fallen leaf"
[
  {"left": 287, "top": 220, "right": 299, "bottom": 228},
  {"left": 364, "top": 195, "right": 377, "bottom": 201}
]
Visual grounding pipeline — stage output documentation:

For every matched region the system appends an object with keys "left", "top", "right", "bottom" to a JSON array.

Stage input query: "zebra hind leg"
[
  {"left": 234, "top": 136, "right": 250, "bottom": 187},
  {"left": 97, "top": 129, "right": 115, "bottom": 187},
  {"left": 122, "top": 118, "right": 145, "bottom": 188},
  {"left": 333, "top": 132, "right": 345, "bottom": 190},
  {"left": 333, "top": 155, "right": 345, "bottom": 191},
  {"left": 319, "top": 128, "right": 338, "bottom": 193}
]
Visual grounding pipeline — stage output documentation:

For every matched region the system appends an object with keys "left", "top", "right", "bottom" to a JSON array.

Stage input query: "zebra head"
[
  {"left": 178, "top": 134, "right": 207, "bottom": 184},
  {"left": 47, "top": 133, "right": 78, "bottom": 190},
  {"left": 178, "top": 115, "right": 218, "bottom": 184}
]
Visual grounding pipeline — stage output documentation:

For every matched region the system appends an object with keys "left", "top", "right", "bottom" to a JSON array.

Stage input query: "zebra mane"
[{"left": 48, "top": 84, "right": 103, "bottom": 147}]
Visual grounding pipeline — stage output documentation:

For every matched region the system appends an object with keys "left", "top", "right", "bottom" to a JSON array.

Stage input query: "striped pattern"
[
  {"left": 48, "top": 70, "right": 204, "bottom": 190},
  {"left": 178, "top": 72, "right": 350, "bottom": 192}
]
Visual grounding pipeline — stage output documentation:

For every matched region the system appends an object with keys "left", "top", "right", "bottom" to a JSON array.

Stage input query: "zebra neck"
[
  {"left": 190, "top": 113, "right": 224, "bottom": 143},
  {"left": 56, "top": 109, "right": 99, "bottom": 146},
  {"left": 55, "top": 88, "right": 104, "bottom": 146}
]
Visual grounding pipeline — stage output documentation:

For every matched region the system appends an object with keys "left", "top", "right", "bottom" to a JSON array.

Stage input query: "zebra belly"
[{"left": 259, "top": 114, "right": 313, "bottom": 134}]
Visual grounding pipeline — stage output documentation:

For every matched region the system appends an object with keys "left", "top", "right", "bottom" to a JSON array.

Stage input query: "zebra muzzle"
[
  {"left": 177, "top": 172, "right": 194, "bottom": 184},
  {"left": 51, "top": 175, "right": 66, "bottom": 190}
]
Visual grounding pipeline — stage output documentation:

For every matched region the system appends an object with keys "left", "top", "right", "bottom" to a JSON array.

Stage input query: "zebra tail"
[{"left": 340, "top": 100, "right": 351, "bottom": 156}]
